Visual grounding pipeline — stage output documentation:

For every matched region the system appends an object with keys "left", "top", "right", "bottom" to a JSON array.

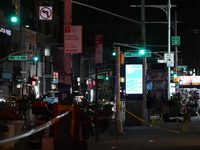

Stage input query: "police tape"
[
  {"left": 0, "top": 111, "right": 70, "bottom": 144},
  {"left": 120, "top": 105, "right": 185, "bottom": 134}
]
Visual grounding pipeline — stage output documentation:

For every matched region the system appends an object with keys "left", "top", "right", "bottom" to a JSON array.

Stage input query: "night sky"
[
  {"left": 72, "top": 0, "right": 200, "bottom": 70},
  {"left": 1, "top": 0, "right": 199, "bottom": 70}
]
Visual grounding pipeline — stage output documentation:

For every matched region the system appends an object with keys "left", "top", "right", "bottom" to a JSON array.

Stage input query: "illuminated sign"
[
  {"left": 0, "top": 28, "right": 11, "bottom": 36},
  {"left": 126, "top": 64, "right": 143, "bottom": 94},
  {"left": 179, "top": 76, "right": 200, "bottom": 85}
]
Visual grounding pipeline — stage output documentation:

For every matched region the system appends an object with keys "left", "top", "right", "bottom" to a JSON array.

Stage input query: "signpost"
[
  {"left": 9, "top": 56, "right": 27, "bottom": 60},
  {"left": 124, "top": 52, "right": 151, "bottom": 57}
]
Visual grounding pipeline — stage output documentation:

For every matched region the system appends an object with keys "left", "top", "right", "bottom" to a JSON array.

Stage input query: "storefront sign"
[{"left": 179, "top": 76, "right": 200, "bottom": 85}]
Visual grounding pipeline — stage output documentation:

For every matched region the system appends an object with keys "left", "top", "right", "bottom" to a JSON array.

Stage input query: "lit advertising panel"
[
  {"left": 179, "top": 76, "right": 200, "bottom": 85},
  {"left": 126, "top": 64, "right": 143, "bottom": 94}
]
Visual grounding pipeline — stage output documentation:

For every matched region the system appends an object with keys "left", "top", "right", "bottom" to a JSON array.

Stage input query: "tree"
[{"left": 98, "top": 81, "right": 112, "bottom": 101}]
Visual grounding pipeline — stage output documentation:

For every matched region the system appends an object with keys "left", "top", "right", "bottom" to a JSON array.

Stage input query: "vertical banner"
[{"left": 95, "top": 35, "right": 103, "bottom": 64}]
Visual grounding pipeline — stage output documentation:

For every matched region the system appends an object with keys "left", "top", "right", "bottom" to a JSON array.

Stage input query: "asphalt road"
[
  {"left": 88, "top": 116, "right": 200, "bottom": 150},
  {"left": 7, "top": 116, "right": 200, "bottom": 150}
]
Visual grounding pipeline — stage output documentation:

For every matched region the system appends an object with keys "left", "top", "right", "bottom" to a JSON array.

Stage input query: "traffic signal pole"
[
  {"left": 141, "top": 0, "right": 147, "bottom": 123},
  {"left": 116, "top": 47, "right": 122, "bottom": 134},
  {"left": 167, "top": 0, "right": 172, "bottom": 100}
]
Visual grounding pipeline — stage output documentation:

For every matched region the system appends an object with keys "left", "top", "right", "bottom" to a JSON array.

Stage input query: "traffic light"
[
  {"left": 10, "top": 3, "right": 18, "bottom": 23},
  {"left": 172, "top": 73, "right": 179, "bottom": 83},
  {"left": 112, "top": 46, "right": 117, "bottom": 57},
  {"left": 112, "top": 47, "right": 116, "bottom": 56},
  {"left": 112, "top": 51, "right": 116, "bottom": 56},
  {"left": 105, "top": 76, "right": 109, "bottom": 81},
  {"left": 173, "top": 73, "right": 177, "bottom": 78},
  {"left": 10, "top": 16, "right": 18, "bottom": 23},
  {"left": 34, "top": 56, "right": 38, "bottom": 61},
  {"left": 138, "top": 48, "right": 146, "bottom": 56},
  {"left": 174, "top": 77, "right": 180, "bottom": 83}
]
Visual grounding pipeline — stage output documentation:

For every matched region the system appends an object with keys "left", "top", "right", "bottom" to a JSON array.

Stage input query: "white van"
[{"left": 43, "top": 91, "right": 58, "bottom": 103}]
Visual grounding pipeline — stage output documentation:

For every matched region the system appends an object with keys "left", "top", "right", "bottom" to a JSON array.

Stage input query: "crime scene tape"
[
  {"left": 0, "top": 111, "right": 70, "bottom": 145},
  {"left": 120, "top": 105, "right": 184, "bottom": 134}
]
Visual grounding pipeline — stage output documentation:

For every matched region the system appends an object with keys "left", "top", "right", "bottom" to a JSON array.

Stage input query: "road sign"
[
  {"left": 20, "top": 71, "right": 27, "bottom": 74},
  {"left": 177, "top": 65, "right": 187, "bottom": 69},
  {"left": 164, "top": 53, "right": 174, "bottom": 67},
  {"left": 95, "top": 34, "right": 103, "bottom": 64},
  {"left": 64, "top": 25, "right": 82, "bottom": 53},
  {"left": 124, "top": 52, "right": 151, "bottom": 57},
  {"left": 9, "top": 56, "right": 27, "bottom": 60},
  {"left": 39, "top": 6, "right": 52, "bottom": 20},
  {"left": 172, "top": 36, "right": 180, "bottom": 45},
  {"left": 92, "top": 75, "right": 104, "bottom": 79}
]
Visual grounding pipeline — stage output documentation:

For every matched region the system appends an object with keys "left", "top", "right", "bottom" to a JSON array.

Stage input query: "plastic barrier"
[{"left": 120, "top": 105, "right": 184, "bottom": 134}]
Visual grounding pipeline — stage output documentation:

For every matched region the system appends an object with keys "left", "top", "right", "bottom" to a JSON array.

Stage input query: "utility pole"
[
  {"left": 54, "top": 0, "right": 73, "bottom": 149},
  {"left": 116, "top": 46, "right": 122, "bottom": 133},
  {"left": 141, "top": 0, "right": 147, "bottom": 122},
  {"left": 174, "top": 11, "right": 178, "bottom": 76},
  {"left": 167, "top": 0, "right": 171, "bottom": 100},
  {"left": 131, "top": 0, "right": 175, "bottom": 100}
]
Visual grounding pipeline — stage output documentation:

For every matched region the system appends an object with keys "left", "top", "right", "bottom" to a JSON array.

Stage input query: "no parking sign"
[{"left": 39, "top": 6, "right": 52, "bottom": 20}]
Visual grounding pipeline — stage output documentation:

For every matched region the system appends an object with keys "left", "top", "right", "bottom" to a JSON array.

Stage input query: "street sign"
[
  {"left": 177, "top": 65, "right": 187, "bottom": 69},
  {"left": 92, "top": 75, "right": 104, "bottom": 79},
  {"left": 124, "top": 52, "right": 151, "bottom": 57},
  {"left": 64, "top": 25, "right": 82, "bottom": 53},
  {"left": 39, "top": 6, "right": 52, "bottom": 20},
  {"left": 95, "top": 34, "right": 103, "bottom": 64},
  {"left": 172, "top": 36, "right": 180, "bottom": 45},
  {"left": 9, "top": 56, "right": 27, "bottom": 60},
  {"left": 164, "top": 53, "right": 174, "bottom": 67},
  {"left": 20, "top": 71, "right": 27, "bottom": 74}
]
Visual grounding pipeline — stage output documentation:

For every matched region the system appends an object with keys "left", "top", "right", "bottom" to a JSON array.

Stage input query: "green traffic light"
[
  {"left": 139, "top": 49, "right": 146, "bottom": 55},
  {"left": 105, "top": 77, "right": 109, "bottom": 80},
  {"left": 10, "top": 16, "right": 18, "bottom": 23},
  {"left": 34, "top": 56, "right": 38, "bottom": 61},
  {"left": 173, "top": 73, "right": 177, "bottom": 78},
  {"left": 112, "top": 51, "right": 116, "bottom": 56}
]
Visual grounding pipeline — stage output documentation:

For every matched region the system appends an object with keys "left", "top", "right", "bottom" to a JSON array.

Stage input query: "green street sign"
[
  {"left": 172, "top": 36, "right": 180, "bottom": 45},
  {"left": 124, "top": 52, "right": 151, "bottom": 57},
  {"left": 9, "top": 56, "right": 27, "bottom": 60},
  {"left": 92, "top": 75, "right": 104, "bottom": 79},
  {"left": 177, "top": 65, "right": 187, "bottom": 69}
]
